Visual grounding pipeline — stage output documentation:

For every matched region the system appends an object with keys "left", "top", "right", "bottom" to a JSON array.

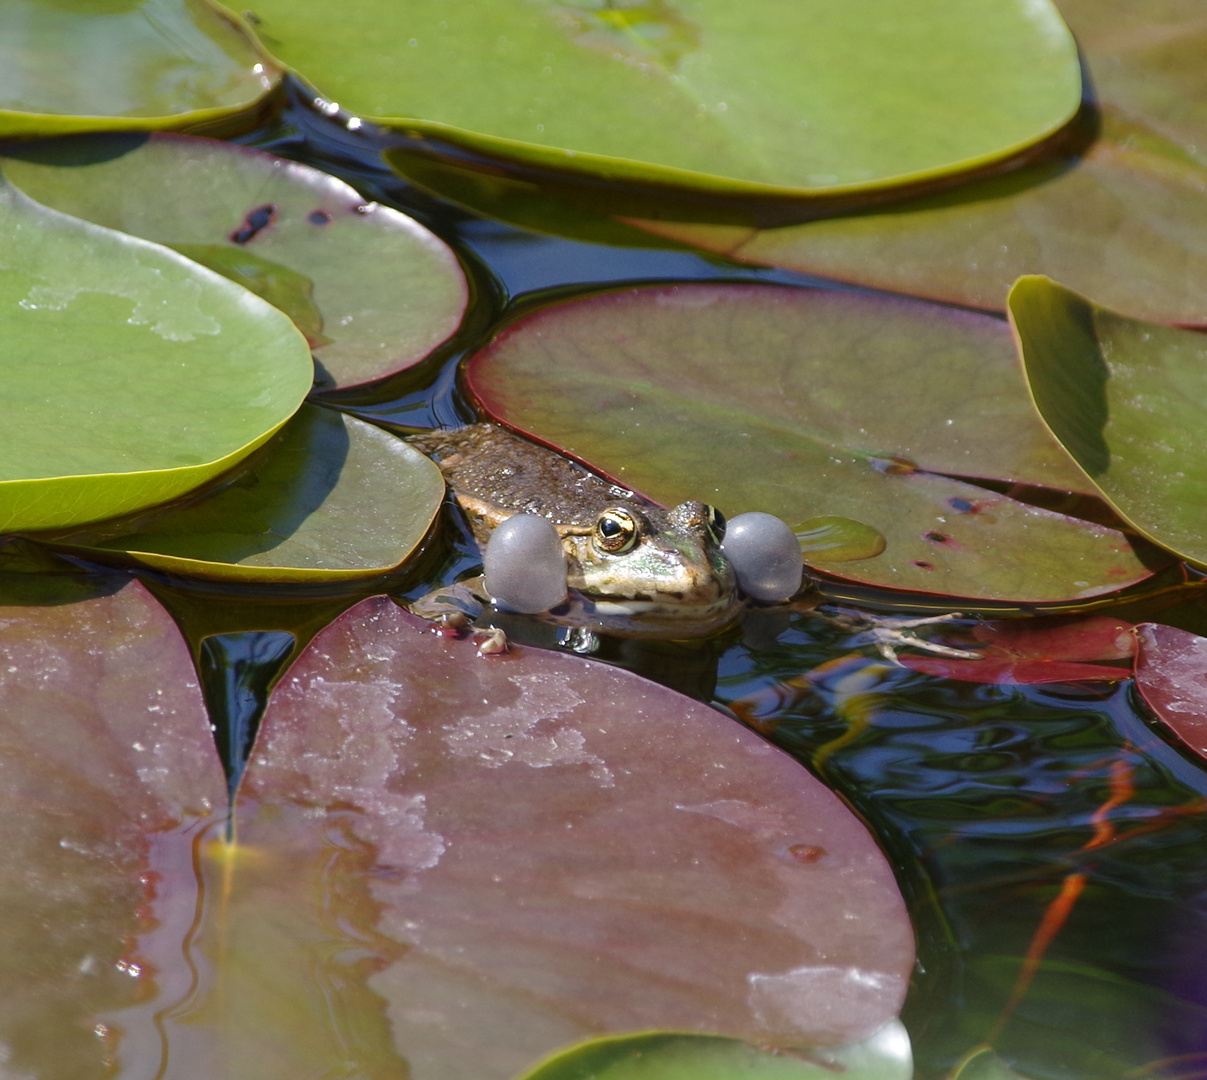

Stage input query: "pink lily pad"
[
  {"left": 0, "top": 577, "right": 224, "bottom": 1076},
  {"left": 899, "top": 615, "right": 1136, "bottom": 684},
  {"left": 1135, "top": 623, "right": 1207, "bottom": 761},
  {"left": 220, "top": 597, "right": 915, "bottom": 1078}
]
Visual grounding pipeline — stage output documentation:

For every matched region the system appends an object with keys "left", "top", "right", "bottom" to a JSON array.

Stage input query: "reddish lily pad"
[
  {"left": 466, "top": 283, "right": 1160, "bottom": 604},
  {"left": 215, "top": 597, "right": 914, "bottom": 1078},
  {"left": 899, "top": 615, "right": 1135, "bottom": 684},
  {"left": 0, "top": 577, "right": 225, "bottom": 1077},
  {"left": 2, "top": 134, "right": 467, "bottom": 389},
  {"left": 1010, "top": 275, "right": 1207, "bottom": 569},
  {"left": 0, "top": 0, "right": 279, "bottom": 139},
  {"left": 1135, "top": 623, "right": 1207, "bottom": 762},
  {"left": 627, "top": 111, "right": 1207, "bottom": 326}
]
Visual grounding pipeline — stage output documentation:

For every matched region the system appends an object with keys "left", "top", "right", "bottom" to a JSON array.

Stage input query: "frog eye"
[
  {"left": 705, "top": 505, "right": 726, "bottom": 544},
  {"left": 594, "top": 508, "right": 639, "bottom": 554}
]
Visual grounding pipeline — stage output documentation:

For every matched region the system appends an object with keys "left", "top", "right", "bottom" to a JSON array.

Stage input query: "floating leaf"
[
  {"left": 0, "top": 578, "right": 225, "bottom": 1077},
  {"left": 518, "top": 1021, "right": 912, "bottom": 1080},
  {"left": 899, "top": 615, "right": 1135, "bottom": 684},
  {"left": 0, "top": 174, "right": 313, "bottom": 531},
  {"left": 1010, "top": 275, "right": 1207, "bottom": 569},
  {"left": 1134, "top": 623, "right": 1207, "bottom": 763},
  {"left": 628, "top": 111, "right": 1207, "bottom": 326},
  {"left": 237, "top": 0, "right": 1080, "bottom": 198},
  {"left": 467, "top": 284, "right": 1159, "bottom": 603},
  {"left": 208, "top": 597, "right": 915, "bottom": 1077},
  {"left": 2, "top": 133, "right": 468, "bottom": 389},
  {"left": 795, "top": 516, "right": 886, "bottom": 563},
  {"left": 0, "top": 0, "right": 279, "bottom": 139},
  {"left": 45, "top": 405, "right": 445, "bottom": 582}
]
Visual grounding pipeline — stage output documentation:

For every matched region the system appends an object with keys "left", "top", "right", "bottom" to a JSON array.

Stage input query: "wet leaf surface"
[
  {"left": 467, "top": 283, "right": 1160, "bottom": 603},
  {"left": 629, "top": 111, "right": 1207, "bottom": 326},
  {"left": 899, "top": 615, "right": 1136, "bottom": 684},
  {"left": 240, "top": 0, "right": 1079, "bottom": 197},
  {"left": 0, "top": 0, "right": 278, "bottom": 138},
  {"left": 0, "top": 578, "right": 225, "bottom": 1079},
  {"left": 517, "top": 1021, "right": 912, "bottom": 1080},
  {"left": 216, "top": 597, "right": 915, "bottom": 1079},
  {"left": 1135, "top": 622, "right": 1207, "bottom": 763},
  {"left": 1010, "top": 276, "right": 1207, "bottom": 569},
  {"left": 0, "top": 174, "right": 313, "bottom": 530},
  {"left": 44, "top": 405, "right": 445, "bottom": 582},
  {"left": 2, "top": 133, "right": 467, "bottom": 389}
]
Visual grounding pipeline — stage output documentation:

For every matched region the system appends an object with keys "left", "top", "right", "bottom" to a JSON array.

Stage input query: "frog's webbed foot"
[
  {"left": 408, "top": 580, "right": 486, "bottom": 626},
  {"left": 824, "top": 609, "right": 983, "bottom": 664}
]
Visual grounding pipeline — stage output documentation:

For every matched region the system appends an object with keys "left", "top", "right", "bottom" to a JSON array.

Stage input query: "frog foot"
[
  {"left": 827, "top": 610, "right": 983, "bottom": 664},
  {"left": 474, "top": 626, "right": 510, "bottom": 655}
]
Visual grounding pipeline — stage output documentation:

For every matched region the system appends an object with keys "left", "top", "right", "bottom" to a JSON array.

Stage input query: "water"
[{"left": 22, "top": 78, "right": 1207, "bottom": 1078}]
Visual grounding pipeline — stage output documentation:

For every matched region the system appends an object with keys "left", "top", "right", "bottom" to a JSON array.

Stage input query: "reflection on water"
[{"left": 718, "top": 609, "right": 1207, "bottom": 1076}]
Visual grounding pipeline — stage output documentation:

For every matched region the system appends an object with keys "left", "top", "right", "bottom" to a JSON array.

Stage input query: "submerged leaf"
[
  {"left": 241, "top": 0, "right": 1080, "bottom": 197},
  {"left": 0, "top": 0, "right": 279, "bottom": 138},
  {"left": 0, "top": 174, "right": 313, "bottom": 530},
  {"left": 47, "top": 405, "right": 445, "bottom": 582},
  {"left": 2, "top": 133, "right": 468, "bottom": 389},
  {"left": 1010, "top": 276, "right": 1207, "bottom": 568},
  {"left": 467, "top": 284, "right": 1159, "bottom": 604}
]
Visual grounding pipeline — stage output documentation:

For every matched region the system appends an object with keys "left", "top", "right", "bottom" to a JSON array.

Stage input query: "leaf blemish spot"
[
  {"left": 308, "top": 210, "right": 333, "bottom": 225},
  {"left": 229, "top": 204, "right": 276, "bottom": 244}
]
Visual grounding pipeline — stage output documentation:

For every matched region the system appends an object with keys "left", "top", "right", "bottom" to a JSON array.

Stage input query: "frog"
[{"left": 407, "top": 422, "right": 745, "bottom": 640}]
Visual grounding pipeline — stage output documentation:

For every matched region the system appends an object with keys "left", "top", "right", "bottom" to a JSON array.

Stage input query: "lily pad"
[
  {"left": 466, "top": 284, "right": 1159, "bottom": 603},
  {"left": 0, "top": 577, "right": 225, "bottom": 1078},
  {"left": 1010, "top": 275, "right": 1207, "bottom": 568},
  {"left": 1134, "top": 622, "right": 1207, "bottom": 763},
  {"left": 898, "top": 615, "right": 1136, "bottom": 684},
  {"left": 238, "top": 0, "right": 1080, "bottom": 198},
  {"left": 0, "top": 174, "right": 313, "bottom": 531},
  {"left": 217, "top": 596, "right": 914, "bottom": 1078},
  {"left": 518, "top": 1021, "right": 912, "bottom": 1080},
  {"left": 2, "top": 133, "right": 468, "bottom": 389},
  {"left": 628, "top": 110, "right": 1207, "bottom": 326},
  {"left": 0, "top": 0, "right": 279, "bottom": 139},
  {"left": 44, "top": 405, "right": 445, "bottom": 582}
]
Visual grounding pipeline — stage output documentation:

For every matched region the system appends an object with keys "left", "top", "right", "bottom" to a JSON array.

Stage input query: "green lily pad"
[
  {"left": 627, "top": 110, "right": 1207, "bottom": 326},
  {"left": 236, "top": 0, "right": 1080, "bottom": 198},
  {"left": 0, "top": 0, "right": 279, "bottom": 139},
  {"left": 467, "top": 284, "right": 1159, "bottom": 604},
  {"left": 518, "top": 1022, "right": 912, "bottom": 1080},
  {"left": 0, "top": 174, "right": 313, "bottom": 531},
  {"left": 2, "top": 133, "right": 468, "bottom": 389},
  {"left": 45, "top": 405, "right": 445, "bottom": 582},
  {"left": 1010, "top": 275, "right": 1207, "bottom": 569}
]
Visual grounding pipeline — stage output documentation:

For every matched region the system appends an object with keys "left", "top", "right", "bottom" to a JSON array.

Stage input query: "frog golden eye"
[
  {"left": 705, "top": 505, "right": 726, "bottom": 544},
  {"left": 594, "top": 508, "right": 639, "bottom": 554}
]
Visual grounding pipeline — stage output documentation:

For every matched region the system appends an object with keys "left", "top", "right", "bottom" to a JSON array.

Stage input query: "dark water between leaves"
[{"left": 66, "top": 86, "right": 1207, "bottom": 1078}]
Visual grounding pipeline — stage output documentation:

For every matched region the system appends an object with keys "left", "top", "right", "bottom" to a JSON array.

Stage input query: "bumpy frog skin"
[{"left": 408, "top": 423, "right": 743, "bottom": 637}]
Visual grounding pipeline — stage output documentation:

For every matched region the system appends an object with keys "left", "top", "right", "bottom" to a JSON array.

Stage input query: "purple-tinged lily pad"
[
  {"left": 0, "top": 1, "right": 279, "bottom": 139},
  {"left": 1135, "top": 623, "right": 1207, "bottom": 762},
  {"left": 466, "top": 284, "right": 1160, "bottom": 604},
  {"left": 899, "top": 615, "right": 1135, "bottom": 684},
  {"left": 0, "top": 577, "right": 225, "bottom": 1077},
  {"left": 627, "top": 111, "right": 1207, "bottom": 327},
  {"left": 43, "top": 405, "right": 445, "bottom": 583},
  {"left": 1010, "top": 276, "right": 1207, "bottom": 569},
  {"left": 2, "top": 134, "right": 467, "bottom": 389},
  {"left": 212, "top": 597, "right": 914, "bottom": 1079}
]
